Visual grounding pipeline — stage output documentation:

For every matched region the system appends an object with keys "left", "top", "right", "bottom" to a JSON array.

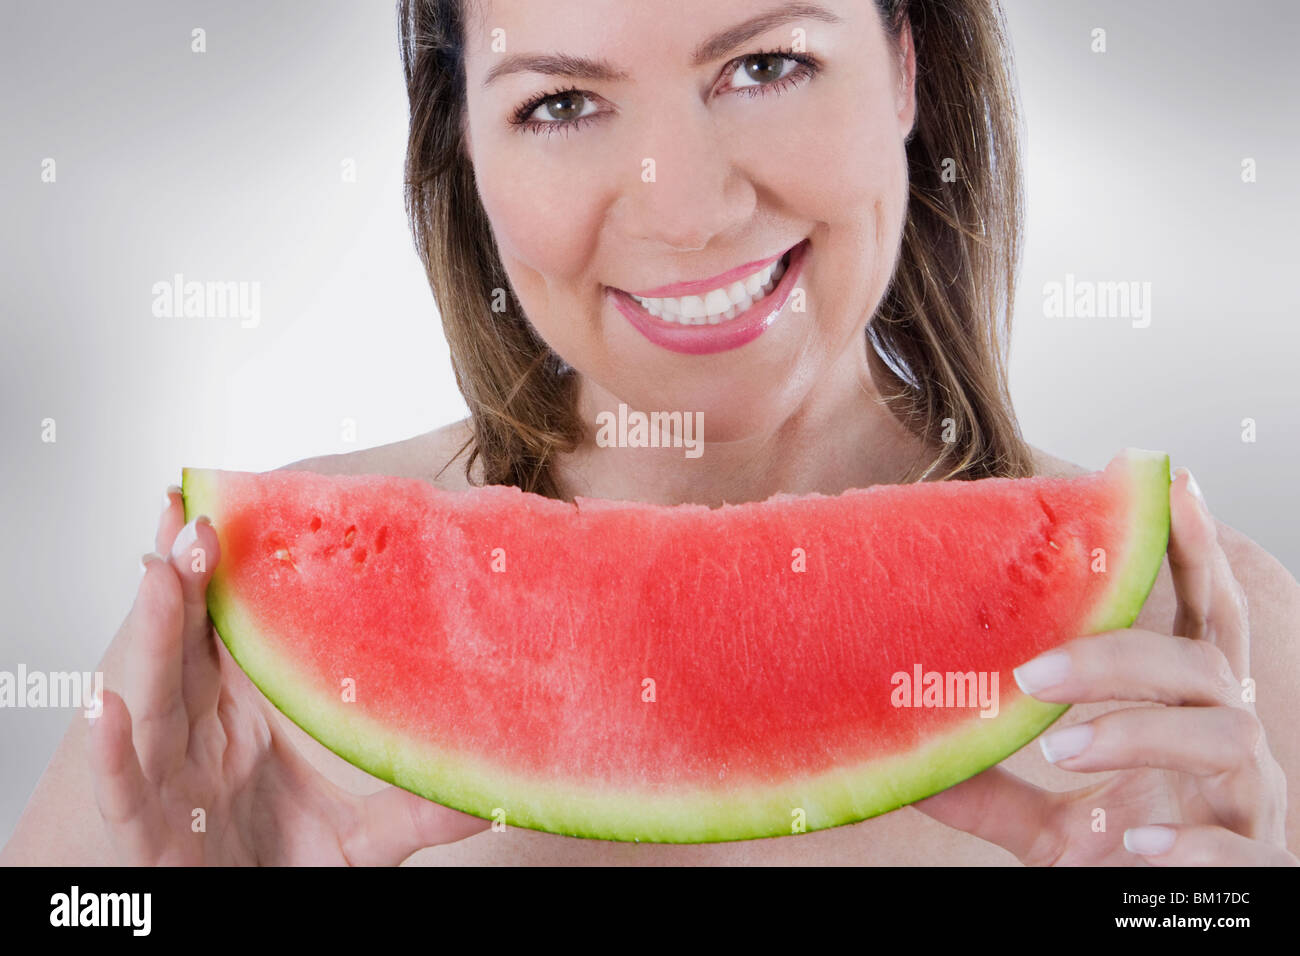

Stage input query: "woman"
[{"left": 3, "top": 0, "right": 1296, "bottom": 866}]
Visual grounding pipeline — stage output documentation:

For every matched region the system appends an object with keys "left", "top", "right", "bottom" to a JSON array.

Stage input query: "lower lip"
[{"left": 607, "top": 239, "right": 810, "bottom": 356}]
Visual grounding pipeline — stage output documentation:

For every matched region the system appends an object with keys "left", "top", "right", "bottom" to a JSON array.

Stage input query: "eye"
[
  {"left": 508, "top": 47, "right": 820, "bottom": 137},
  {"left": 724, "top": 51, "right": 809, "bottom": 92},
  {"left": 516, "top": 89, "right": 601, "bottom": 130}
]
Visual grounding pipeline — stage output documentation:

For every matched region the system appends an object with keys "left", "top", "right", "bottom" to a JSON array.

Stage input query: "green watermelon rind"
[{"left": 181, "top": 447, "right": 1170, "bottom": 845}]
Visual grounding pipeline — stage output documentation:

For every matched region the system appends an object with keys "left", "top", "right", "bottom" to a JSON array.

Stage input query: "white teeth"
[
  {"left": 629, "top": 251, "right": 793, "bottom": 326},
  {"left": 703, "top": 288, "right": 731, "bottom": 316},
  {"left": 679, "top": 295, "right": 706, "bottom": 320}
]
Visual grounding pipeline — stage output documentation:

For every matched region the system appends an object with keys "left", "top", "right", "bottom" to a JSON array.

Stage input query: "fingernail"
[
  {"left": 1180, "top": 468, "right": 1207, "bottom": 513},
  {"left": 1014, "top": 651, "right": 1071, "bottom": 696},
  {"left": 1123, "top": 825, "right": 1177, "bottom": 856},
  {"left": 162, "top": 484, "right": 182, "bottom": 511},
  {"left": 170, "top": 518, "right": 203, "bottom": 563},
  {"left": 140, "top": 551, "right": 165, "bottom": 574},
  {"left": 1039, "top": 723, "right": 1093, "bottom": 763}
]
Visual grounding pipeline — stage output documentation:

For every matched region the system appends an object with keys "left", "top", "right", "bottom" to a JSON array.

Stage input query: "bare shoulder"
[
  {"left": 1026, "top": 444, "right": 1090, "bottom": 479},
  {"left": 275, "top": 419, "right": 478, "bottom": 489},
  {"left": 1206, "top": 511, "right": 1299, "bottom": 679}
]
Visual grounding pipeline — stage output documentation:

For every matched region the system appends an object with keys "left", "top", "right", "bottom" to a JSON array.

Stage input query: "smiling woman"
[
  {"left": 401, "top": 0, "right": 1029, "bottom": 499},
  {"left": 6, "top": 0, "right": 1297, "bottom": 873}
]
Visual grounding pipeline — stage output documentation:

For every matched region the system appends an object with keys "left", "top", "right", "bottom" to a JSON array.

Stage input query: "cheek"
[
  {"left": 745, "top": 66, "right": 907, "bottom": 243},
  {"left": 471, "top": 128, "right": 606, "bottom": 310}
]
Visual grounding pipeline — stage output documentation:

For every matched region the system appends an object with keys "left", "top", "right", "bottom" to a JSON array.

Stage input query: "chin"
[{"left": 592, "top": 368, "right": 808, "bottom": 448}]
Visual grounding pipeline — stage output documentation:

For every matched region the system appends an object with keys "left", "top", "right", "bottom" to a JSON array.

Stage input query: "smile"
[
  {"left": 631, "top": 253, "right": 788, "bottom": 324},
  {"left": 607, "top": 239, "right": 809, "bottom": 355}
]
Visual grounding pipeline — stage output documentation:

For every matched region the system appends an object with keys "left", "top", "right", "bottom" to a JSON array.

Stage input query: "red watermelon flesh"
[{"left": 181, "top": 447, "right": 1170, "bottom": 842}]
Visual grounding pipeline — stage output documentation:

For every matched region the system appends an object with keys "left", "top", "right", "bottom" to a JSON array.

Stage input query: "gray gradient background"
[{"left": 1, "top": 1, "right": 1297, "bottom": 846}]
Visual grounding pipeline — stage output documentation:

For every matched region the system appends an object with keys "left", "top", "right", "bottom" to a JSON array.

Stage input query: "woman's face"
[{"left": 462, "top": 0, "right": 916, "bottom": 442}]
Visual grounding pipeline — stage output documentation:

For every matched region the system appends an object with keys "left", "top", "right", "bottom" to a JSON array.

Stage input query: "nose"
[{"left": 617, "top": 101, "right": 754, "bottom": 253}]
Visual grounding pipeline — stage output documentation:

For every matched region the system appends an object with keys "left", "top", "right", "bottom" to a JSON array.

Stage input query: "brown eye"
[
  {"left": 544, "top": 92, "right": 586, "bottom": 122},
  {"left": 742, "top": 53, "right": 788, "bottom": 84},
  {"left": 727, "top": 51, "right": 810, "bottom": 94}
]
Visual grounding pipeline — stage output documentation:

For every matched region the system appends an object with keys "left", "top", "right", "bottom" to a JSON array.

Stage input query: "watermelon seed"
[
  {"left": 374, "top": 525, "right": 388, "bottom": 554},
  {"left": 343, "top": 525, "right": 357, "bottom": 547},
  {"left": 309, "top": 515, "right": 321, "bottom": 532},
  {"left": 1048, "top": 539, "right": 1059, "bottom": 550}
]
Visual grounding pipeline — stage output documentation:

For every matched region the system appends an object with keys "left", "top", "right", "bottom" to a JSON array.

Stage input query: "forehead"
[{"left": 461, "top": 0, "right": 859, "bottom": 77}]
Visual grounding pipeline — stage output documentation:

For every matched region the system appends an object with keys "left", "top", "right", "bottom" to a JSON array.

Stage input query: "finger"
[
  {"left": 1168, "top": 467, "right": 1249, "bottom": 677},
  {"left": 343, "top": 787, "right": 492, "bottom": 866},
  {"left": 913, "top": 766, "right": 1060, "bottom": 865},
  {"left": 88, "top": 689, "right": 168, "bottom": 865},
  {"left": 1122, "top": 824, "right": 1296, "bottom": 866},
  {"left": 1040, "top": 705, "right": 1278, "bottom": 837},
  {"left": 1013, "top": 629, "right": 1244, "bottom": 708},
  {"left": 122, "top": 553, "right": 189, "bottom": 781},
  {"left": 155, "top": 484, "right": 185, "bottom": 556},
  {"left": 168, "top": 516, "right": 223, "bottom": 722},
  {"left": 1040, "top": 704, "right": 1266, "bottom": 780}
]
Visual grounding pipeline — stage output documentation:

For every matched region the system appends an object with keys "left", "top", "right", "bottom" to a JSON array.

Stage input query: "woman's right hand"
[{"left": 88, "top": 486, "right": 490, "bottom": 865}]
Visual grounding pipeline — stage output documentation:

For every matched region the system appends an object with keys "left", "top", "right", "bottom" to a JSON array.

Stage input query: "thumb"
[
  {"left": 913, "top": 766, "right": 1057, "bottom": 865},
  {"left": 344, "top": 786, "right": 492, "bottom": 866}
]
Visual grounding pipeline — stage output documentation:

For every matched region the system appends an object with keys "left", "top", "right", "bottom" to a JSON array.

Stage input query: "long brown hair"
[{"left": 399, "top": 0, "right": 1035, "bottom": 497}]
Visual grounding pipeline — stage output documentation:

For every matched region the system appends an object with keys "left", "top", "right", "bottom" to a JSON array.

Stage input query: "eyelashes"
[{"left": 508, "top": 47, "right": 821, "bottom": 139}]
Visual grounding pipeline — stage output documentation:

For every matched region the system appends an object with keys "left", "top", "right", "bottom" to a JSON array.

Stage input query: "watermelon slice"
[{"left": 180, "top": 447, "right": 1169, "bottom": 843}]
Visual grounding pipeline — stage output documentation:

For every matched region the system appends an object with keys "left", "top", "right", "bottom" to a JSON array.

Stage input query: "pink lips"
[{"left": 608, "top": 239, "right": 809, "bottom": 356}]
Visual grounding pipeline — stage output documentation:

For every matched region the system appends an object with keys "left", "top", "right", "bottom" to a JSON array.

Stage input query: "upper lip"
[{"left": 619, "top": 242, "right": 798, "bottom": 299}]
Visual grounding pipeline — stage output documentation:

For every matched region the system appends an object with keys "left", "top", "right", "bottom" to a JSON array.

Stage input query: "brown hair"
[{"left": 399, "top": 0, "right": 1036, "bottom": 497}]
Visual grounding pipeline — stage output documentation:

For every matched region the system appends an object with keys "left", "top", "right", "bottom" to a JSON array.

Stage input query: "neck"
[{"left": 553, "top": 341, "right": 937, "bottom": 507}]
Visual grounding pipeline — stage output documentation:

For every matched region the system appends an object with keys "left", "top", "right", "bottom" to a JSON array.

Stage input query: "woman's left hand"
[{"left": 915, "top": 467, "right": 1297, "bottom": 866}]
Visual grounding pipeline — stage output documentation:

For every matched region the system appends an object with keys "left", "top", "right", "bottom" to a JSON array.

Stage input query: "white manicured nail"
[
  {"left": 1039, "top": 723, "right": 1093, "bottom": 763},
  {"left": 163, "top": 485, "right": 182, "bottom": 510},
  {"left": 1178, "top": 467, "right": 1207, "bottom": 514},
  {"left": 171, "top": 518, "right": 201, "bottom": 563},
  {"left": 1124, "top": 825, "right": 1176, "bottom": 855},
  {"left": 1014, "top": 651, "right": 1071, "bottom": 696}
]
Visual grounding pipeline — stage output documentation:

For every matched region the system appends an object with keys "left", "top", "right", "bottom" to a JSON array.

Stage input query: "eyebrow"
[{"left": 481, "top": 1, "right": 843, "bottom": 88}]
